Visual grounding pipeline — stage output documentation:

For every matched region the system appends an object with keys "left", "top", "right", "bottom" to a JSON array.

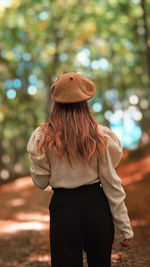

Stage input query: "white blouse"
[{"left": 27, "top": 123, "right": 134, "bottom": 239}]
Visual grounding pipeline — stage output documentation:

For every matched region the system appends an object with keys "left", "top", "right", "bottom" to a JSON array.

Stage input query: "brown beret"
[{"left": 50, "top": 72, "right": 96, "bottom": 103}]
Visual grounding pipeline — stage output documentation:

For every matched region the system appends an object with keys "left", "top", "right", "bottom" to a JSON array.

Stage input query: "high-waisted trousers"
[{"left": 49, "top": 181, "right": 115, "bottom": 267}]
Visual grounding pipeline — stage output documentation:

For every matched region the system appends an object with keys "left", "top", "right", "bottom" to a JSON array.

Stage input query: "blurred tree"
[
  {"left": 0, "top": 0, "right": 150, "bottom": 182},
  {"left": 140, "top": 0, "right": 150, "bottom": 80}
]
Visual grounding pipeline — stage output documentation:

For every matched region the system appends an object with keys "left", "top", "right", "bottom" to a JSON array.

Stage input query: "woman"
[{"left": 27, "top": 72, "right": 134, "bottom": 267}]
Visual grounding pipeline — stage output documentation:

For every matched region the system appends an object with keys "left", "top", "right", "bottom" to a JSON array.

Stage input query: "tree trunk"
[
  {"left": 140, "top": 0, "right": 150, "bottom": 84},
  {"left": 44, "top": 39, "right": 61, "bottom": 121}
]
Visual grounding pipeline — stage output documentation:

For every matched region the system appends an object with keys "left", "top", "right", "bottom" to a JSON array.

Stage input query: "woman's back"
[{"left": 27, "top": 123, "right": 122, "bottom": 189}]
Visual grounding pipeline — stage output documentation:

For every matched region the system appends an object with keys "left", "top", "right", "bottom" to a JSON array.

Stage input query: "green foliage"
[{"left": 0, "top": 0, "right": 150, "bottom": 181}]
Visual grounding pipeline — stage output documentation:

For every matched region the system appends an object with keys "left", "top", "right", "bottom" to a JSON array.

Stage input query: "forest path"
[{"left": 0, "top": 154, "right": 150, "bottom": 266}]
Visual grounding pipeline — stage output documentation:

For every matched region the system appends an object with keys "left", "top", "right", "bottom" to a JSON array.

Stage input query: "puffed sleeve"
[
  {"left": 98, "top": 125, "right": 134, "bottom": 239},
  {"left": 27, "top": 126, "right": 51, "bottom": 190}
]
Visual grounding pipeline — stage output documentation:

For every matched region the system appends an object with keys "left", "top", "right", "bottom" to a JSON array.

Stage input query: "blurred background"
[
  {"left": 0, "top": 0, "right": 150, "bottom": 182},
  {"left": 0, "top": 0, "right": 150, "bottom": 266}
]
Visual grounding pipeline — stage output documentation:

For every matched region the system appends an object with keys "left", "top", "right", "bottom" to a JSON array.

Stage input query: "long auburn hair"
[{"left": 37, "top": 101, "right": 107, "bottom": 168}]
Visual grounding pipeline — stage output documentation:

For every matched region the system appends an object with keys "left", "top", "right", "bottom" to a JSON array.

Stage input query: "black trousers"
[{"left": 49, "top": 182, "right": 115, "bottom": 267}]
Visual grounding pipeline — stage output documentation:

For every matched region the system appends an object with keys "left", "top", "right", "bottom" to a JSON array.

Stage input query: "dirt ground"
[{"left": 0, "top": 153, "right": 150, "bottom": 267}]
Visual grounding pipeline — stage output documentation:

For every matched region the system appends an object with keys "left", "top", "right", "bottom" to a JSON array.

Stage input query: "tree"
[{"left": 0, "top": 0, "right": 150, "bottom": 182}]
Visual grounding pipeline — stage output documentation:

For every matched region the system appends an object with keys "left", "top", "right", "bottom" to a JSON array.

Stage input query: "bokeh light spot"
[
  {"left": 140, "top": 98, "right": 149, "bottom": 109},
  {"left": 38, "top": 11, "right": 49, "bottom": 20},
  {"left": 13, "top": 79, "right": 22, "bottom": 88},
  {"left": 22, "top": 53, "right": 32, "bottom": 61},
  {"left": 0, "top": 169, "right": 10, "bottom": 180},
  {"left": 91, "top": 60, "right": 99, "bottom": 70},
  {"left": 0, "top": 0, "right": 12, "bottom": 8},
  {"left": 59, "top": 53, "right": 68, "bottom": 62},
  {"left": 27, "top": 85, "right": 37, "bottom": 95},
  {"left": 28, "top": 75, "right": 37, "bottom": 84},
  {"left": 1, "top": 155, "right": 10, "bottom": 164},
  {"left": 76, "top": 48, "right": 90, "bottom": 67},
  {"left": 129, "top": 94, "right": 139, "bottom": 105},
  {"left": 14, "top": 163, "right": 23, "bottom": 173},
  {"left": 6, "top": 89, "right": 16, "bottom": 99},
  {"left": 92, "top": 102, "right": 102, "bottom": 112},
  {"left": 5, "top": 79, "right": 13, "bottom": 88},
  {"left": 99, "top": 58, "right": 110, "bottom": 71}
]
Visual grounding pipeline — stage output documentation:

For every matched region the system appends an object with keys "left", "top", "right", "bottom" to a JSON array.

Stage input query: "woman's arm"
[
  {"left": 27, "top": 127, "right": 51, "bottom": 190},
  {"left": 98, "top": 125, "right": 134, "bottom": 239}
]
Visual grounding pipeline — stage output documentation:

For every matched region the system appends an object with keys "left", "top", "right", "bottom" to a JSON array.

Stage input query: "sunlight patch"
[{"left": 0, "top": 220, "right": 48, "bottom": 234}]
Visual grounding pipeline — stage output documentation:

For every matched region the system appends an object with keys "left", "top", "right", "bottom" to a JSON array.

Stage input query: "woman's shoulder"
[
  {"left": 97, "top": 123, "right": 123, "bottom": 168},
  {"left": 98, "top": 123, "right": 114, "bottom": 135},
  {"left": 27, "top": 125, "right": 45, "bottom": 153},
  {"left": 98, "top": 124, "right": 121, "bottom": 142}
]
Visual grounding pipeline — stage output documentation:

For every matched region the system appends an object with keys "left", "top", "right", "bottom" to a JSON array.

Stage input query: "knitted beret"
[{"left": 50, "top": 72, "right": 96, "bottom": 103}]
